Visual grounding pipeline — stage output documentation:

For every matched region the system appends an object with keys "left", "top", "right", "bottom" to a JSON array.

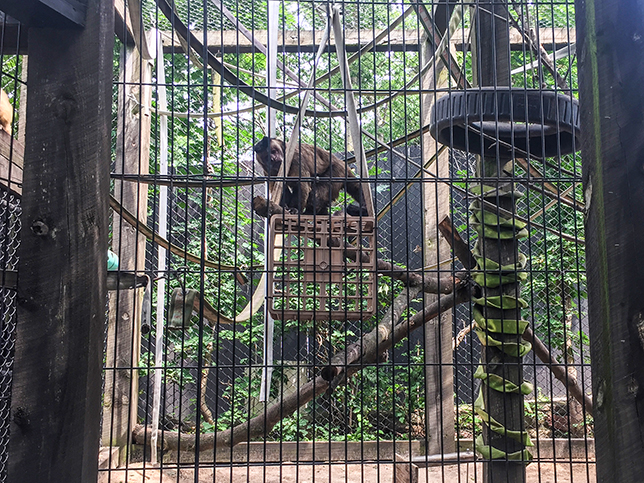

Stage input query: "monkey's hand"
[{"left": 252, "top": 196, "right": 290, "bottom": 218}]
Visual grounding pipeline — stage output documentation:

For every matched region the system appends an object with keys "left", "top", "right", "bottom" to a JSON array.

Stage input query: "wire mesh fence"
[
  {"left": 110, "top": 0, "right": 592, "bottom": 481},
  {"left": 0, "top": 0, "right": 594, "bottom": 481},
  {"left": 0, "top": 30, "right": 25, "bottom": 481}
]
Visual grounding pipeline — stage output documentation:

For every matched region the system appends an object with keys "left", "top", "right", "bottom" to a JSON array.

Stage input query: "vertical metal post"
[
  {"left": 150, "top": 29, "right": 167, "bottom": 464},
  {"left": 260, "top": 0, "right": 279, "bottom": 403}
]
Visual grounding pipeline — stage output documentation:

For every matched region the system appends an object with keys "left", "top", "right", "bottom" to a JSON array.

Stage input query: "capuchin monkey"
[{"left": 253, "top": 136, "right": 368, "bottom": 216}]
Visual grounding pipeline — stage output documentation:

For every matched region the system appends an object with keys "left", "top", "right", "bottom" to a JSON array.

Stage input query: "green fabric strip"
[
  {"left": 470, "top": 205, "right": 528, "bottom": 230},
  {"left": 473, "top": 251, "right": 528, "bottom": 272},
  {"left": 474, "top": 328, "right": 532, "bottom": 357},
  {"left": 471, "top": 217, "right": 530, "bottom": 239},
  {"left": 473, "top": 366, "right": 534, "bottom": 395},
  {"left": 475, "top": 435, "right": 534, "bottom": 462},
  {"left": 472, "top": 308, "right": 529, "bottom": 335},
  {"left": 469, "top": 181, "right": 533, "bottom": 463},
  {"left": 472, "top": 295, "right": 528, "bottom": 310},
  {"left": 472, "top": 271, "right": 528, "bottom": 288},
  {"left": 468, "top": 184, "right": 524, "bottom": 199},
  {"left": 474, "top": 391, "right": 534, "bottom": 447}
]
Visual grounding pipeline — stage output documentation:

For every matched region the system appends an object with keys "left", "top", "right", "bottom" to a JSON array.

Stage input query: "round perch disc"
[{"left": 429, "top": 88, "right": 580, "bottom": 159}]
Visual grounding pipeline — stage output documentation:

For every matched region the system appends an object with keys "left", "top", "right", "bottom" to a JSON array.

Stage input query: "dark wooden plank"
[
  {"left": 576, "top": 0, "right": 644, "bottom": 481},
  {"left": 0, "top": 13, "right": 28, "bottom": 55},
  {"left": 0, "top": 0, "right": 87, "bottom": 28},
  {"left": 6, "top": 0, "right": 113, "bottom": 480}
]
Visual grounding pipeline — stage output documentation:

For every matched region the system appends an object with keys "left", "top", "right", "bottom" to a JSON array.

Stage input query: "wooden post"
[
  {"left": 420, "top": 37, "right": 455, "bottom": 454},
  {"left": 17, "top": 57, "right": 27, "bottom": 146},
  {"left": 576, "top": 0, "right": 644, "bottom": 480},
  {"left": 6, "top": 0, "right": 113, "bottom": 480},
  {"left": 472, "top": 2, "right": 526, "bottom": 482},
  {"left": 103, "top": 43, "right": 153, "bottom": 461}
]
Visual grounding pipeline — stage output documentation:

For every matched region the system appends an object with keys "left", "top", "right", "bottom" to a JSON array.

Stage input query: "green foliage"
[{"left": 131, "top": 0, "right": 587, "bottom": 443}]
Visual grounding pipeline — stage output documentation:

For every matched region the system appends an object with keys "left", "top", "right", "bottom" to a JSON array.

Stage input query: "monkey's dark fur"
[{"left": 253, "top": 136, "right": 368, "bottom": 216}]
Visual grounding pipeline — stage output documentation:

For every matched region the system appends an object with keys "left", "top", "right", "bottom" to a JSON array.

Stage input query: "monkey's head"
[{"left": 253, "top": 136, "right": 285, "bottom": 177}]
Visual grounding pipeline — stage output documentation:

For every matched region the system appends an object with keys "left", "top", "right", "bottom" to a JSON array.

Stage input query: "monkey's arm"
[{"left": 252, "top": 196, "right": 289, "bottom": 218}]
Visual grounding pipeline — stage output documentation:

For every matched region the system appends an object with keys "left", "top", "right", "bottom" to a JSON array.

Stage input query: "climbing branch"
[
  {"left": 132, "top": 283, "right": 471, "bottom": 451},
  {"left": 522, "top": 326, "right": 593, "bottom": 416}
]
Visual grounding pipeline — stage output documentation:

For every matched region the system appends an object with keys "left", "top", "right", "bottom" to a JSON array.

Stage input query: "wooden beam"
[
  {"left": 159, "top": 27, "right": 573, "bottom": 54},
  {"left": 103, "top": 41, "right": 153, "bottom": 463},
  {"left": 420, "top": 39, "right": 455, "bottom": 455},
  {"left": 114, "top": 0, "right": 135, "bottom": 47},
  {"left": 6, "top": 0, "right": 113, "bottom": 480},
  {"left": 576, "top": 0, "right": 644, "bottom": 481},
  {"left": 0, "top": 19, "right": 573, "bottom": 55},
  {"left": 0, "top": 0, "right": 87, "bottom": 28}
]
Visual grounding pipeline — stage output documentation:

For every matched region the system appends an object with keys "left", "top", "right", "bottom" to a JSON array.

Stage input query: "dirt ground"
[{"left": 102, "top": 461, "right": 596, "bottom": 483}]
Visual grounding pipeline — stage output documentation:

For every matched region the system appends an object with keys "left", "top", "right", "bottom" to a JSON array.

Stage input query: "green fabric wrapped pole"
[{"left": 471, "top": 192, "right": 533, "bottom": 463}]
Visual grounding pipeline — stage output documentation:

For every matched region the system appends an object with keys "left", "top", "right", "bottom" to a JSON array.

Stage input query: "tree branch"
[
  {"left": 523, "top": 326, "right": 593, "bottom": 416},
  {"left": 133, "top": 283, "right": 472, "bottom": 451}
]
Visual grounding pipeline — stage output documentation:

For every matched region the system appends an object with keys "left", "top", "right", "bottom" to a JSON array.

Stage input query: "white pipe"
[
  {"left": 260, "top": 0, "right": 279, "bottom": 404},
  {"left": 150, "top": 29, "right": 168, "bottom": 464},
  {"left": 510, "top": 43, "right": 576, "bottom": 76}
]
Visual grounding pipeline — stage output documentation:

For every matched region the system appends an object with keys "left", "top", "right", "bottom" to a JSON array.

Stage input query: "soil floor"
[{"left": 102, "top": 461, "right": 596, "bottom": 483}]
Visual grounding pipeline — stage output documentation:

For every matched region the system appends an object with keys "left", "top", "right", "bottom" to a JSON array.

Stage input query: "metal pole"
[
  {"left": 150, "top": 29, "right": 168, "bottom": 464},
  {"left": 260, "top": 0, "right": 279, "bottom": 403}
]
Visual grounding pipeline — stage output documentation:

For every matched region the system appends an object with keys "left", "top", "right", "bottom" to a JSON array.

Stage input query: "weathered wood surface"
[
  {"left": 473, "top": 2, "right": 526, "bottom": 482},
  {"left": 6, "top": 0, "right": 113, "bottom": 480},
  {"left": 3, "top": 21, "right": 575, "bottom": 55},
  {"left": 576, "top": 0, "right": 644, "bottom": 481},
  {"left": 103, "top": 43, "right": 153, "bottom": 461},
  {"left": 158, "top": 27, "right": 573, "bottom": 54},
  {"left": 0, "top": 0, "right": 87, "bottom": 28},
  {"left": 420, "top": 37, "right": 456, "bottom": 455}
]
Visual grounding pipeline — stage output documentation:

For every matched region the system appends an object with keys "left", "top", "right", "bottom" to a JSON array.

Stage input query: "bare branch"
[
  {"left": 133, "top": 284, "right": 472, "bottom": 451},
  {"left": 523, "top": 326, "right": 593, "bottom": 416},
  {"left": 438, "top": 215, "right": 476, "bottom": 269}
]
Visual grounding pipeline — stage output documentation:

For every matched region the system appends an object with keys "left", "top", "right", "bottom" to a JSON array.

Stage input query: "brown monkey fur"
[{"left": 253, "top": 136, "right": 368, "bottom": 216}]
